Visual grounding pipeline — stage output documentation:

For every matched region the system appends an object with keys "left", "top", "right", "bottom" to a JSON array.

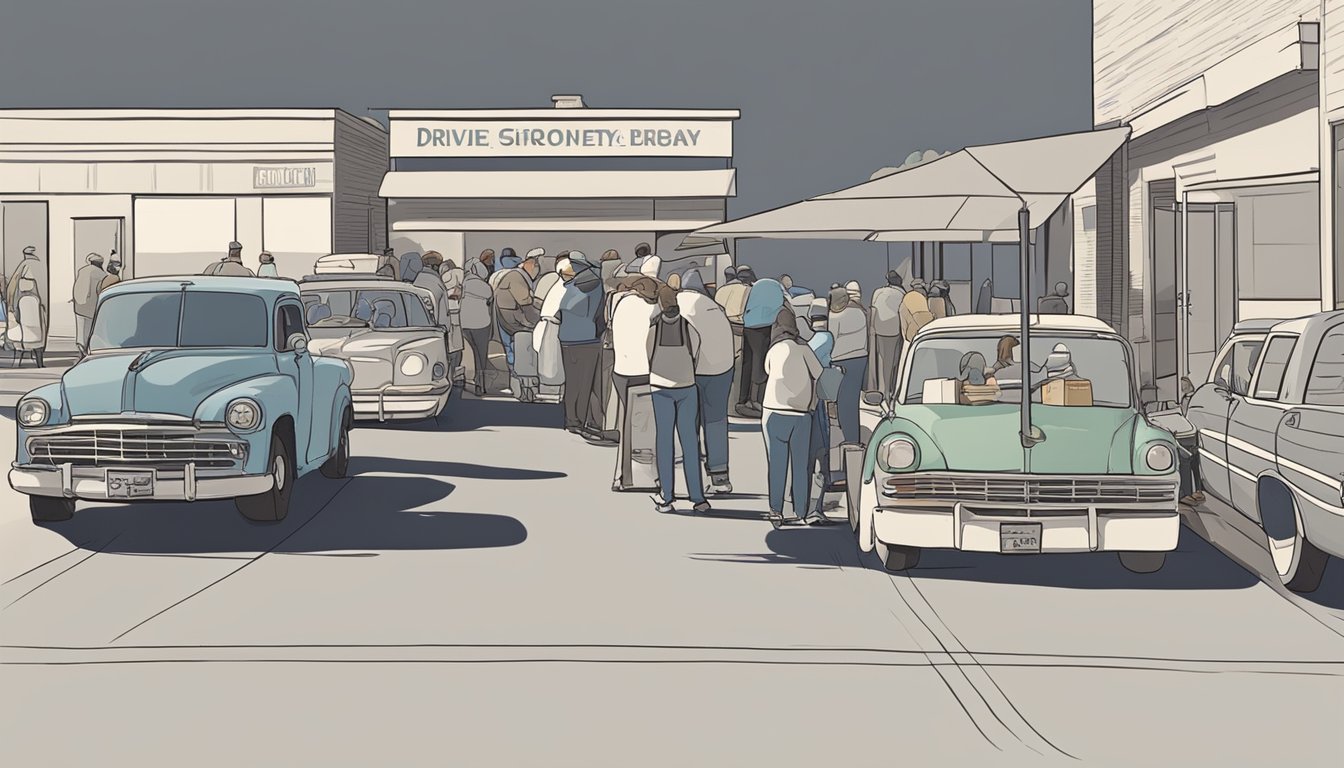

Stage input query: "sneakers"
[
  {"left": 693, "top": 501, "right": 712, "bottom": 514},
  {"left": 804, "top": 513, "right": 837, "bottom": 527},
  {"left": 652, "top": 496, "right": 675, "bottom": 514},
  {"left": 767, "top": 509, "right": 784, "bottom": 530},
  {"left": 708, "top": 476, "right": 733, "bottom": 495}
]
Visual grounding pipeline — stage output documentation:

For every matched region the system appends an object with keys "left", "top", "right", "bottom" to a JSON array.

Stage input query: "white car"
[{"left": 313, "top": 253, "right": 381, "bottom": 274}]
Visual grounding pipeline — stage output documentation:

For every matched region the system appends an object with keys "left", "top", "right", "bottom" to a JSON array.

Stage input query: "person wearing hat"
[
  {"left": 462, "top": 251, "right": 496, "bottom": 395},
  {"left": 552, "top": 249, "right": 607, "bottom": 436},
  {"left": 677, "top": 270, "right": 736, "bottom": 494},
  {"left": 257, "top": 251, "right": 279, "bottom": 279},
  {"left": 498, "top": 247, "right": 523, "bottom": 271},
  {"left": 204, "top": 241, "right": 254, "bottom": 277},
  {"left": 416, "top": 250, "right": 452, "bottom": 336},
  {"left": 600, "top": 249, "right": 622, "bottom": 284},
  {"left": 7, "top": 245, "right": 44, "bottom": 312},
  {"left": 71, "top": 253, "right": 107, "bottom": 354},
  {"left": 828, "top": 286, "right": 869, "bottom": 445},
  {"left": 899, "top": 278, "right": 935, "bottom": 342},
  {"left": 494, "top": 249, "right": 542, "bottom": 375},
  {"left": 870, "top": 270, "right": 906, "bottom": 395},
  {"left": 1038, "top": 281, "right": 1071, "bottom": 314}
]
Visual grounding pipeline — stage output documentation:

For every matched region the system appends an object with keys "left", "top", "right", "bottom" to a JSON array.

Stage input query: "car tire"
[
  {"left": 1259, "top": 479, "right": 1329, "bottom": 593},
  {"left": 236, "top": 432, "right": 294, "bottom": 522},
  {"left": 874, "top": 536, "right": 921, "bottom": 572},
  {"left": 320, "top": 409, "right": 352, "bottom": 480},
  {"left": 30, "top": 497, "right": 75, "bottom": 523},
  {"left": 1118, "top": 551, "right": 1166, "bottom": 574}
]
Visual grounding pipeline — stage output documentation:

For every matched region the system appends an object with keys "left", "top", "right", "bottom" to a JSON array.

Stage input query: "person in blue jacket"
[
  {"left": 554, "top": 250, "right": 606, "bottom": 436},
  {"left": 737, "top": 267, "right": 786, "bottom": 416}
]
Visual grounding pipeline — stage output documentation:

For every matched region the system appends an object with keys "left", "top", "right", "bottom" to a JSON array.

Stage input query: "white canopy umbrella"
[{"left": 684, "top": 125, "right": 1131, "bottom": 450}]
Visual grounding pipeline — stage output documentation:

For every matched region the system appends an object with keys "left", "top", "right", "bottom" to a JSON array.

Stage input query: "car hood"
[
  {"left": 308, "top": 327, "right": 425, "bottom": 358},
  {"left": 61, "top": 349, "right": 278, "bottom": 418},
  {"left": 895, "top": 403, "right": 1138, "bottom": 474}
]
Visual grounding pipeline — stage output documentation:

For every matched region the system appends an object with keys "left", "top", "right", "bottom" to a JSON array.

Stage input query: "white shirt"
[
  {"left": 870, "top": 285, "right": 906, "bottom": 337},
  {"left": 829, "top": 305, "right": 869, "bottom": 361},
  {"left": 677, "top": 291, "right": 734, "bottom": 376},
  {"left": 612, "top": 293, "right": 659, "bottom": 377},
  {"left": 763, "top": 339, "right": 822, "bottom": 414}
]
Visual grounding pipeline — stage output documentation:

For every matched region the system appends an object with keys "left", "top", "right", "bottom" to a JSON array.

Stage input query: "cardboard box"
[
  {"left": 922, "top": 377, "right": 958, "bottom": 404},
  {"left": 1042, "top": 378, "right": 1093, "bottom": 406}
]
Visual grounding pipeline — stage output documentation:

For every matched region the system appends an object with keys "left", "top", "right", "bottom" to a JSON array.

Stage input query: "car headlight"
[
  {"left": 17, "top": 398, "right": 49, "bottom": 427},
  {"left": 400, "top": 353, "right": 426, "bottom": 377},
  {"left": 877, "top": 435, "right": 918, "bottom": 472},
  {"left": 1144, "top": 443, "right": 1175, "bottom": 472},
  {"left": 432, "top": 362, "right": 446, "bottom": 380},
  {"left": 226, "top": 398, "right": 263, "bottom": 432}
]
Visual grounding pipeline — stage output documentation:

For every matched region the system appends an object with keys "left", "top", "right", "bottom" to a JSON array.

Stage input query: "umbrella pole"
[{"left": 1019, "top": 203, "right": 1043, "bottom": 454}]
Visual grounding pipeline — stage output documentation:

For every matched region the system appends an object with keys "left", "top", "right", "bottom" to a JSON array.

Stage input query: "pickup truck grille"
[
  {"left": 884, "top": 475, "right": 1177, "bottom": 505},
  {"left": 28, "top": 427, "right": 241, "bottom": 469}
]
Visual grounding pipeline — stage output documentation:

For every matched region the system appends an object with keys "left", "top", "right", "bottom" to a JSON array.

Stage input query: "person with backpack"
[{"left": 647, "top": 285, "right": 711, "bottom": 514}]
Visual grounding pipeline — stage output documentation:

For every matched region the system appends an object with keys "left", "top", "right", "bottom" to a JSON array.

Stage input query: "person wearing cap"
[
  {"left": 553, "top": 250, "right": 607, "bottom": 436},
  {"left": 761, "top": 316, "right": 823, "bottom": 527},
  {"left": 739, "top": 268, "right": 786, "bottom": 416},
  {"left": 71, "top": 253, "right": 107, "bottom": 354},
  {"left": 7, "top": 245, "right": 44, "bottom": 312},
  {"left": 495, "top": 250, "right": 542, "bottom": 373},
  {"left": 677, "top": 270, "right": 736, "bottom": 494},
  {"left": 600, "top": 249, "right": 622, "bottom": 284},
  {"left": 257, "top": 251, "right": 279, "bottom": 279},
  {"left": 870, "top": 270, "right": 907, "bottom": 395},
  {"left": 899, "top": 279, "right": 935, "bottom": 342},
  {"left": 1038, "top": 281, "right": 1071, "bottom": 314},
  {"left": 416, "top": 251, "right": 453, "bottom": 349},
  {"left": 828, "top": 286, "right": 869, "bottom": 445},
  {"left": 205, "top": 241, "right": 254, "bottom": 277}
]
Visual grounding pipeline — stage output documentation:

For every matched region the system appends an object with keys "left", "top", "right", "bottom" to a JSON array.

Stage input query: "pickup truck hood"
[
  {"left": 61, "top": 349, "right": 277, "bottom": 418},
  {"left": 895, "top": 403, "right": 1138, "bottom": 474}
]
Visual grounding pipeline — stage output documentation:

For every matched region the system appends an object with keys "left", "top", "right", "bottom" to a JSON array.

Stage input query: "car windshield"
[
  {"left": 300, "top": 289, "right": 432, "bottom": 329},
  {"left": 89, "top": 291, "right": 269, "bottom": 350},
  {"left": 902, "top": 333, "right": 1133, "bottom": 408}
]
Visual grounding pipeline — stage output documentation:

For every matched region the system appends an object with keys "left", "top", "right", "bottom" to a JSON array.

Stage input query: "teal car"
[
  {"left": 847, "top": 315, "right": 1180, "bottom": 574},
  {"left": 9, "top": 276, "right": 354, "bottom": 523}
]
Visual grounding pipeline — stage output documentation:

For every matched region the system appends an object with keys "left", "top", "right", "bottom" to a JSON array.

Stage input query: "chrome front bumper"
[
  {"left": 352, "top": 383, "right": 451, "bottom": 421},
  {"left": 9, "top": 463, "right": 274, "bottom": 502}
]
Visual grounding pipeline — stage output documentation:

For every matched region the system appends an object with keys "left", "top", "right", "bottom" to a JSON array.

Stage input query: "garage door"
[{"left": 134, "top": 198, "right": 236, "bottom": 278}]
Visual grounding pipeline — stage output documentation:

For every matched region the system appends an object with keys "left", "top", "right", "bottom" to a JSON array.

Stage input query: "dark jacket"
[{"left": 556, "top": 267, "right": 605, "bottom": 345}]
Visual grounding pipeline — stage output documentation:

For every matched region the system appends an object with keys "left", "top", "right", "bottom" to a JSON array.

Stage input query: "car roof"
[
  {"left": 1231, "top": 318, "right": 1283, "bottom": 335},
  {"left": 299, "top": 274, "right": 396, "bottom": 283},
  {"left": 298, "top": 279, "right": 434, "bottom": 297},
  {"left": 100, "top": 275, "right": 299, "bottom": 302},
  {"left": 917, "top": 313, "right": 1117, "bottom": 336}
]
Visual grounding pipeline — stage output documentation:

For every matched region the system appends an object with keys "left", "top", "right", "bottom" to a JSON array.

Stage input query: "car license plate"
[
  {"left": 1000, "top": 523, "right": 1042, "bottom": 554},
  {"left": 107, "top": 470, "right": 154, "bottom": 499}
]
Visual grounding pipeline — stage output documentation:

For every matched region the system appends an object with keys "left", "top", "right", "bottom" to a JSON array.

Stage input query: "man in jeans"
[
  {"left": 678, "top": 275, "right": 735, "bottom": 494},
  {"left": 737, "top": 267, "right": 786, "bottom": 417},
  {"left": 554, "top": 251, "right": 606, "bottom": 437},
  {"left": 647, "top": 286, "right": 711, "bottom": 514}
]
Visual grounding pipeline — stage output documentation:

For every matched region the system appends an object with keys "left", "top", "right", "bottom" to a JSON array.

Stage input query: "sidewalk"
[{"left": 0, "top": 335, "right": 79, "bottom": 407}]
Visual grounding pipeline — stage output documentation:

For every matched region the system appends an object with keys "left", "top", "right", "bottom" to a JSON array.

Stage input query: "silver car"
[
  {"left": 299, "top": 276, "right": 452, "bottom": 422},
  {"left": 1186, "top": 312, "right": 1344, "bottom": 592}
]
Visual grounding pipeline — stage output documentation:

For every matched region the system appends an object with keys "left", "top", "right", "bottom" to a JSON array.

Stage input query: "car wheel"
[
  {"left": 1118, "top": 551, "right": 1166, "bottom": 574},
  {"left": 236, "top": 432, "right": 294, "bottom": 522},
  {"left": 1259, "top": 479, "right": 1329, "bottom": 593},
  {"left": 30, "top": 496, "right": 75, "bottom": 523},
  {"left": 874, "top": 536, "right": 921, "bottom": 572},
  {"left": 320, "top": 409, "right": 352, "bottom": 480}
]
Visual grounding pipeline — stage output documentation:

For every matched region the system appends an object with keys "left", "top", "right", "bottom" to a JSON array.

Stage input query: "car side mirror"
[
  {"left": 861, "top": 391, "right": 885, "bottom": 407},
  {"left": 289, "top": 334, "right": 308, "bottom": 355}
]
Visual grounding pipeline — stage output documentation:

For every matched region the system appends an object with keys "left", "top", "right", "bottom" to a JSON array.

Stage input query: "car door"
[
  {"left": 275, "top": 300, "right": 317, "bottom": 465},
  {"left": 1278, "top": 322, "right": 1344, "bottom": 519},
  {"left": 1188, "top": 335, "right": 1264, "bottom": 504},
  {"left": 1226, "top": 334, "right": 1298, "bottom": 522}
]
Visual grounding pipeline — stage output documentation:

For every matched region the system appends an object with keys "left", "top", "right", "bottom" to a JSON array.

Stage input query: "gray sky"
[{"left": 0, "top": 0, "right": 1090, "bottom": 288}]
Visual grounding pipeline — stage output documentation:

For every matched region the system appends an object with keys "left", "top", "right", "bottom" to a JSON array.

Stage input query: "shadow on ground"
[
  {"left": 34, "top": 474, "right": 527, "bottom": 555},
  {"left": 374, "top": 396, "right": 562, "bottom": 433},
  {"left": 349, "top": 456, "right": 565, "bottom": 481}
]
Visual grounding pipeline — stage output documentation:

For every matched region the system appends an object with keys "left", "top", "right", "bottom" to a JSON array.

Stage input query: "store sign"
[
  {"left": 390, "top": 119, "right": 733, "bottom": 158},
  {"left": 253, "top": 166, "right": 317, "bottom": 189}
]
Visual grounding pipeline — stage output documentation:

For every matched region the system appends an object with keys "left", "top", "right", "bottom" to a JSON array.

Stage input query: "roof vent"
[{"left": 552, "top": 94, "right": 586, "bottom": 109}]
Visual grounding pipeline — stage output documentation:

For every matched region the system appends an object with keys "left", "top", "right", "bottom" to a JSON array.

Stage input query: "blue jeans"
[
  {"left": 835, "top": 356, "right": 868, "bottom": 445},
  {"left": 696, "top": 369, "right": 733, "bottom": 477},
  {"left": 763, "top": 410, "right": 811, "bottom": 519},
  {"left": 499, "top": 320, "right": 515, "bottom": 368},
  {"left": 652, "top": 386, "right": 706, "bottom": 505}
]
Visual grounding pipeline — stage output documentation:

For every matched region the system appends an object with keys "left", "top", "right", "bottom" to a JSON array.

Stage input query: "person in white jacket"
[
  {"left": 762, "top": 321, "right": 823, "bottom": 527},
  {"left": 610, "top": 276, "right": 660, "bottom": 490},
  {"left": 677, "top": 273, "right": 735, "bottom": 494},
  {"left": 646, "top": 285, "right": 710, "bottom": 514}
]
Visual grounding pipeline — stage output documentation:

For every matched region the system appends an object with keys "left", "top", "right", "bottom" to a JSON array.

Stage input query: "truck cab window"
[
  {"left": 1306, "top": 324, "right": 1344, "bottom": 406},
  {"left": 1252, "top": 336, "right": 1297, "bottom": 401}
]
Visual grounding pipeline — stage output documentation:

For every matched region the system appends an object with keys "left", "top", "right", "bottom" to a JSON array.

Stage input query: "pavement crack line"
[
  {"left": 3, "top": 531, "right": 127, "bottom": 611},
  {"left": 881, "top": 567, "right": 1078, "bottom": 761},
  {"left": 105, "top": 478, "right": 351, "bottom": 645}
]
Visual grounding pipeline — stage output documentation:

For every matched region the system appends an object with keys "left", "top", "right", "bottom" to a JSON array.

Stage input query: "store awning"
[
  {"left": 391, "top": 219, "right": 720, "bottom": 233},
  {"left": 686, "top": 126, "right": 1129, "bottom": 245},
  {"left": 379, "top": 169, "right": 736, "bottom": 199}
]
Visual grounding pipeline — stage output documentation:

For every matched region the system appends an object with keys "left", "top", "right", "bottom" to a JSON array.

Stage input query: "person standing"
[
  {"left": 71, "top": 253, "right": 106, "bottom": 355},
  {"left": 204, "top": 241, "right": 254, "bottom": 277},
  {"left": 738, "top": 267, "right": 786, "bottom": 416},
  {"left": 807, "top": 300, "right": 840, "bottom": 520},
  {"left": 869, "top": 270, "right": 906, "bottom": 396},
  {"left": 495, "top": 251, "right": 542, "bottom": 370},
  {"left": 554, "top": 251, "right": 606, "bottom": 437},
  {"left": 647, "top": 285, "right": 711, "bottom": 514},
  {"left": 6, "top": 246, "right": 44, "bottom": 314},
  {"left": 761, "top": 320, "right": 823, "bottom": 527},
  {"left": 828, "top": 286, "right": 869, "bottom": 445},
  {"left": 610, "top": 276, "right": 660, "bottom": 490},
  {"left": 440, "top": 257, "right": 466, "bottom": 386},
  {"left": 899, "top": 279, "right": 935, "bottom": 342},
  {"left": 416, "top": 251, "right": 452, "bottom": 337},
  {"left": 461, "top": 255, "right": 496, "bottom": 396},
  {"left": 256, "top": 252, "right": 279, "bottom": 278},
  {"left": 678, "top": 276, "right": 735, "bottom": 495},
  {"left": 376, "top": 247, "right": 399, "bottom": 279}
]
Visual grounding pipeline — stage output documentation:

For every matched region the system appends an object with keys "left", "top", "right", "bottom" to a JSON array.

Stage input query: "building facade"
[
  {"left": 0, "top": 109, "right": 387, "bottom": 338},
  {"left": 1082, "top": 1, "right": 1324, "bottom": 403},
  {"left": 380, "top": 96, "right": 738, "bottom": 276}
]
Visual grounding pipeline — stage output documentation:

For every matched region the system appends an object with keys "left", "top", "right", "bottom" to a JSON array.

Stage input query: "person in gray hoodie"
[
  {"left": 555, "top": 251, "right": 607, "bottom": 436},
  {"left": 462, "top": 256, "right": 496, "bottom": 395}
]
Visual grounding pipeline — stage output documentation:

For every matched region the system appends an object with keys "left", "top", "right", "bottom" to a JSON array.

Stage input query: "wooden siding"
[{"left": 333, "top": 112, "right": 389, "bottom": 254}]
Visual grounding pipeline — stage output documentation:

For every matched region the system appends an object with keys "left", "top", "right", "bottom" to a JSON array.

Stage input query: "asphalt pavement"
[{"left": 2, "top": 396, "right": 1344, "bottom": 766}]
